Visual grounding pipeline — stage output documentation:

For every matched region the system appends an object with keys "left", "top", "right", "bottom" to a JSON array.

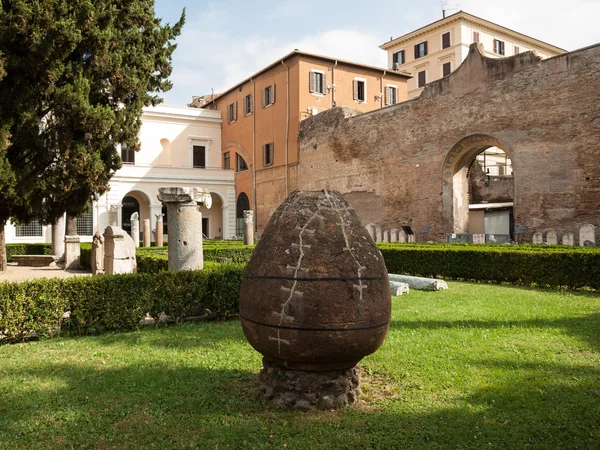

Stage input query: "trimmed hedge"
[
  {"left": 0, "top": 262, "right": 244, "bottom": 344},
  {"left": 6, "top": 243, "right": 52, "bottom": 262},
  {"left": 379, "top": 244, "right": 600, "bottom": 289}
]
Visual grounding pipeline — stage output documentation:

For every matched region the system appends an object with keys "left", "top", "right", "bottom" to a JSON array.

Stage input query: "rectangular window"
[
  {"left": 494, "top": 39, "right": 505, "bottom": 55},
  {"left": 443, "top": 62, "right": 452, "bottom": 77},
  {"left": 227, "top": 102, "right": 237, "bottom": 123},
  {"left": 442, "top": 32, "right": 451, "bottom": 49},
  {"left": 121, "top": 143, "right": 135, "bottom": 165},
  {"left": 309, "top": 70, "right": 326, "bottom": 95},
  {"left": 473, "top": 31, "right": 480, "bottom": 43},
  {"left": 418, "top": 70, "right": 426, "bottom": 88},
  {"left": 76, "top": 210, "right": 93, "bottom": 236},
  {"left": 263, "top": 142, "right": 274, "bottom": 166},
  {"left": 514, "top": 46, "right": 520, "bottom": 55},
  {"left": 236, "top": 154, "right": 248, "bottom": 172},
  {"left": 385, "top": 86, "right": 397, "bottom": 106},
  {"left": 223, "top": 151, "right": 230, "bottom": 170},
  {"left": 193, "top": 145, "right": 206, "bottom": 168},
  {"left": 15, "top": 220, "right": 43, "bottom": 237},
  {"left": 414, "top": 41, "right": 428, "bottom": 59},
  {"left": 262, "top": 84, "right": 275, "bottom": 107},
  {"left": 353, "top": 79, "right": 366, "bottom": 102},
  {"left": 392, "top": 50, "right": 405, "bottom": 65},
  {"left": 243, "top": 94, "right": 254, "bottom": 115}
]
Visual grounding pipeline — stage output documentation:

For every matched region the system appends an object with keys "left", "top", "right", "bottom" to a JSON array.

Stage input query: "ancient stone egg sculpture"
[{"left": 240, "top": 190, "right": 391, "bottom": 409}]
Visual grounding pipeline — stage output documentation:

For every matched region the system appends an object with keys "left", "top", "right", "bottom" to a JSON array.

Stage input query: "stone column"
[
  {"left": 130, "top": 212, "right": 139, "bottom": 247},
  {"left": 64, "top": 216, "right": 80, "bottom": 270},
  {"left": 51, "top": 215, "right": 65, "bottom": 261},
  {"left": 155, "top": 214, "right": 164, "bottom": 247},
  {"left": 243, "top": 210, "right": 254, "bottom": 245},
  {"left": 375, "top": 226, "right": 383, "bottom": 242},
  {"left": 383, "top": 230, "right": 390, "bottom": 243},
  {"left": 157, "top": 187, "right": 212, "bottom": 272},
  {"left": 143, "top": 219, "right": 151, "bottom": 247}
]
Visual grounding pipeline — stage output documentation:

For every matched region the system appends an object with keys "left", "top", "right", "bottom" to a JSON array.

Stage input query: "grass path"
[{"left": 1, "top": 282, "right": 599, "bottom": 449}]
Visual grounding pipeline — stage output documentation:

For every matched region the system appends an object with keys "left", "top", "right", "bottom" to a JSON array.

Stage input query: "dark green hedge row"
[
  {"left": 379, "top": 246, "right": 600, "bottom": 289},
  {"left": 5, "top": 243, "right": 52, "bottom": 262},
  {"left": 0, "top": 262, "right": 244, "bottom": 344}
]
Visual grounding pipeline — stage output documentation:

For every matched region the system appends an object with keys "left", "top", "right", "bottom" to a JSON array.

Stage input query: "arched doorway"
[
  {"left": 236, "top": 192, "right": 250, "bottom": 236},
  {"left": 121, "top": 196, "right": 140, "bottom": 235},
  {"left": 442, "top": 135, "right": 515, "bottom": 240}
]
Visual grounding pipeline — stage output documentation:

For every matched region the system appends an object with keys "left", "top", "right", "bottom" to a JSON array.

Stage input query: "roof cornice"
[{"left": 380, "top": 11, "right": 566, "bottom": 55}]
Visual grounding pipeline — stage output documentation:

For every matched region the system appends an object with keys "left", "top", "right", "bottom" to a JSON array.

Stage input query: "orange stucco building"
[{"left": 201, "top": 50, "right": 411, "bottom": 234}]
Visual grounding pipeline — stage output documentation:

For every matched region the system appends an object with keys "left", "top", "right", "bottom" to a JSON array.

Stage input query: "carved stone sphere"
[{"left": 240, "top": 190, "right": 391, "bottom": 371}]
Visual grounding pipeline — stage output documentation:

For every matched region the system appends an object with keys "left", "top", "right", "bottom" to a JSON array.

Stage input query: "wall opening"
[
  {"left": 442, "top": 135, "right": 515, "bottom": 240},
  {"left": 236, "top": 192, "right": 250, "bottom": 236}
]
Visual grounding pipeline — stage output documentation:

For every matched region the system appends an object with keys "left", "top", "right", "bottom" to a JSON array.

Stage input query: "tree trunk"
[
  {"left": 0, "top": 224, "right": 7, "bottom": 273},
  {"left": 66, "top": 216, "right": 77, "bottom": 235}
]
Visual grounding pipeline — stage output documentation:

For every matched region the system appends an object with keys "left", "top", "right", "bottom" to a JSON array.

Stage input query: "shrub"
[
  {"left": 378, "top": 244, "right": 600, "bottom": 289},
  {"left": 0, "top": 263, "right": 243, "bottom": 344},
  {"left": 6, "top": 243, "right": 52, "bottom": 262}
]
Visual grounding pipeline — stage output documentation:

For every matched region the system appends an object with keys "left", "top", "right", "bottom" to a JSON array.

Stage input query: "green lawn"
[{"left": 1, "top": 282, "right": 599, "bottom": 449}]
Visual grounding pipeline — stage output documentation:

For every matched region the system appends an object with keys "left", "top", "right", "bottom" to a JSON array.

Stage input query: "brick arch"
[
  {"left": 222, "top": 141, "right": 252, "bottom": 168},
  {"left": 442, "top": 134, "right": 516, "bottom": 234}
]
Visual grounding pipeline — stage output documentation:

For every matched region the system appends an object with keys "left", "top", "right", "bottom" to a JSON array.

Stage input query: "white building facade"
[{"left": 5, "top": 105, "right": 236, "bottom": 244}]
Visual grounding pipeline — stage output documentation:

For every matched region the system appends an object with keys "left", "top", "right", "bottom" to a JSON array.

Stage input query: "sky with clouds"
[{"left": 153, "top": 0, "right": 600, "bottom": 105}]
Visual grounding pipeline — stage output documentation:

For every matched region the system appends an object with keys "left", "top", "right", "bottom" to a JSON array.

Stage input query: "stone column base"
[{"left": 259, "top": 359, "right": 361, "bottom": 410}]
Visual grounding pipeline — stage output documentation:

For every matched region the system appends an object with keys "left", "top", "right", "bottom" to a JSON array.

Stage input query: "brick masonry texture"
[{"left": 293, "top": 43, "right": 600, "bottom": 243}]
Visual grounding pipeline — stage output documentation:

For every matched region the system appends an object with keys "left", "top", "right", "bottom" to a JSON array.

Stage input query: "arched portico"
[{"left": 442, "top": 134, "right": 516, "bottom": 235}]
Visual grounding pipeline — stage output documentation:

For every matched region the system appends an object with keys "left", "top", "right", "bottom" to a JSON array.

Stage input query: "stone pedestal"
[
  {"left": 131, "top": 212, "right": 140, "bottom": 247},
  {"left": 155, "top": 214, "right": 164, "bottom": 247},
  {"left": 259, "top": 359, "right": 361, "bottom": 410},
  {"left": 143, "top": 219, "right": 151, "bottom": 247},
  {"left": 51, "top": 215, "right": 65, "bottom": 261},
  {"left": 243, "top": 210, "right": 254, "bottom": 245},
  {"left": 64, "top": 236, "right": 81, "bottom": 270},
  {"left": 157, "top": 187, "right": 212, "bottom": 272},
  {"left": 375, "top": 226, "right": 383, "bottom": 242}
]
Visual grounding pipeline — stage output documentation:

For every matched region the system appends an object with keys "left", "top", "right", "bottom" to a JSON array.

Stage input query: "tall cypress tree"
[{"left": 0, "top": 1, "right": 185, "bottom": 270}]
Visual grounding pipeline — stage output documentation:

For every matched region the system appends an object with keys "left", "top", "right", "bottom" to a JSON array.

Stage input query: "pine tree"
[{"left": 0, "top": 0, "right": 185, "bottom": 271}]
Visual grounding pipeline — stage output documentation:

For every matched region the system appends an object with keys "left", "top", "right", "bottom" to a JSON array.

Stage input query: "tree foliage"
[{"left": 0, "top": 0, "right": 185, "bottom": 225}]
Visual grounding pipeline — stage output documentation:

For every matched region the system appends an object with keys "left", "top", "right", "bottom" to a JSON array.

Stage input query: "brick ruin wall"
[{"left": 293, "top": 43, "right": 600, "bottom": 243}]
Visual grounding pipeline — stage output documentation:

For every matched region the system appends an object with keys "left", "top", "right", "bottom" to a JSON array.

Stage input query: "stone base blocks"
[
  {"left": 260, "top": 359, "right": 361, "bottom": 410},
  {"left": 64, "top": 235, "right": 81, "bottom": 270},
  {"left": 157, "top": 187, "right": 212, "bottom": 272}
]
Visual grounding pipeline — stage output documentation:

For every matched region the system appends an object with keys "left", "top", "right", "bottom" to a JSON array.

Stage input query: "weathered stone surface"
[
  {"left": 390, "top": 228, "right": 399, "bottom": 242},
  {"left": 155, "top": 214, "right": 164, "bottom": 247},
  {"left": 291, "top": 44, "right": 600, "bottom": 242},
  {"left": 562, "top": 232, "right": 574, "bottom": 246},
  {"left": 103, "top": 226, "right": 137, "bottom": 275},
  {"left": 107, "top": 205, "right": 118, "bottom": 227},
  {"left": 399, "top": 229, "right": 407, "bottom": 243},
  {"left": 64, "top": 236, "right": 81, "bottom": 270},
  {"left": 579, "top": 224, "right": 596, "bottom": 247},
  {"left": 51, "top": 216, "right": 65, "bottom": 261},
  {"left": 390, "top": 281, "right": 409, "bottom": 295},
  {"left": 158, "top": 187, "right": 212, "bottom": 271},
  {"left": 383, "top": 230, "right": 390, "bottom": 242},
  {"left": 259, "top": 359, "right": 361, "bottom": 410},
  {"left": 546, "top": 230, "right": 558, "bottom": 245},
  {"left": 243, "top": 210, "right": 254, "bottom": 245},
  {"left": 533, "top": 232, "right": 543, "bottom": 244},
  {"left": 388, "top": 274, "right": 448, "bottom": 291},
  {"left": 240, "top": 190, "right": 391, "bottom": 372},
  {"left": 91, "top": 231, "right": 104, "bottom": 275},
  {"left": 130, "top": 212, "right": 140, "bottom": 248},
  {"left": 375, "top": 226, "right": 383, "bottom": 242},
  {"left": 142, "top": 219, "right": 151, "bottom": 247}
]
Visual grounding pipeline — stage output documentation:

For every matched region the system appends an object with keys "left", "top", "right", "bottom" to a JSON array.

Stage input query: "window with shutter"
[
  {"left": 443, "top": 62, "right": 451, "bottom": 77},
  {"left": 263, "top": 143, "right": 274, "bottom": 166},
  {"left": 393, "top": 50, "right": 405, "bottom": 65},
  {"left": 385, "top": 86, "right": 397, "bottom": 106},
  {"left": 494, "top": 39, "right": 505, "bottom": 55},
  {"left": 414, "top": 41, "right": 427, "bottom": 59},
  {"left": 121, "top": 143, "right": 135, "bottom": 164},
  {"left": 244, "top": 94, "right": 253, "bottom": 115},
  {"left": 353, "top": 79, "right": 359, "bottom": 101},
  {"left": 418, "top": 70, "right": 426, "bottom": 88},
  {"left": 442, "top": 32, "right": 451, "bottom": 49},
  {"left": 309, "top": 71, "right": 316, "bottom": 93},
  {"left": 262, "top": 85, "right": 275, "bottom": 106},
  {"left": 514, "top": 46, "right": 520, "bottom": 55},
  {"left": 353, "top": 79, "right": 366, "bottom": 102},
  {"left": 473, "top": 31, "right": 480, "bottom": 43}
]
